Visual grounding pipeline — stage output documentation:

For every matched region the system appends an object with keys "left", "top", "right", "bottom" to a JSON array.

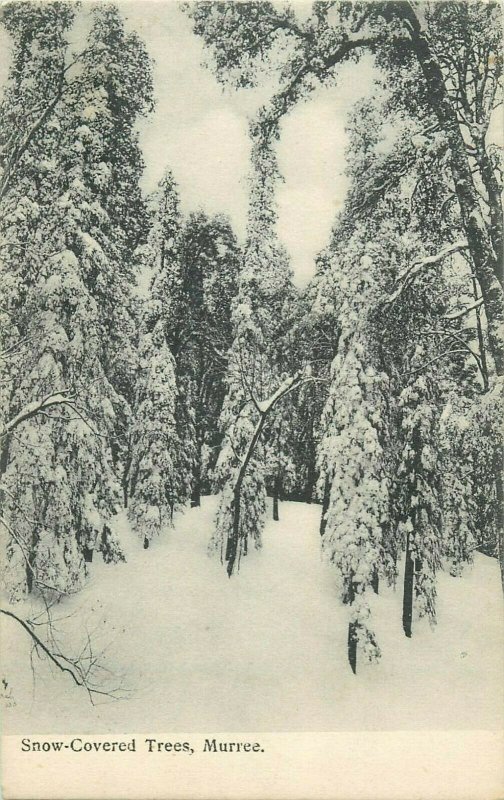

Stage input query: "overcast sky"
[{"left": 0, "top": 1, "right": 376, "bottom": 286}]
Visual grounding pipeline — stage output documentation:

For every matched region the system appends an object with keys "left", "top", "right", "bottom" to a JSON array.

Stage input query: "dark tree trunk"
[
  {"left": 191, "top": 481, "right": 201, "bottom": 508},
  {"left": 143, "top": 537, "right": 149, "bottom": 550},
  {"left": 343, "top": 575, "right": 357, "bottom": 605},
  {"left": 225, "top": 488, "right": 241, "bottom": 577},
  {"left": 472, "top": 276, "right": 489, "bottom": 392},
  {"left": 305, "top": 425, "right": 316, "bottom": 503},
  {"left": 402, "top": 532, "right": 414, "bottom": 638},
  {"left": 272, "top": 475, "right": 281, "bottom": 521},
  {"left": 348, "top": 622, "right": 357, "bottom": 675},
  {"left": 319, "top": 475, "right": 331, "bottom": 537},
  {"left": 83, "top": 547, "right": 94, "bottom": 563},
  {"left": 371, "top": 568, "right": 379, "bottom": 595},
  {"left": 25, "top": 526, "right": 39, "bottom": 594},
  {"left": 0, "top": 433, "right": 11, "bottom": 478},
  {"left": 401, "top": 6, "right": 504, "bottom": 375},
  {"left": 122, "top": 440, "right": 133, "bottom": 509},
  {"left": 191, "top": 427, "right": 203, "bottom": 508}
]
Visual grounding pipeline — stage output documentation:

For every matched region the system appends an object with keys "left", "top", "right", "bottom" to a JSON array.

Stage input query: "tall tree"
[
  {"left": 187, "top": 1, "right": 503, "bottom": 375},
  {"left": 175, "top": 211, "right": 241, "bottom": 506},
  {"left": 211, "top": 123, "right": 296, "bottom": 575},
  {"left": 0, "top": 3, "right": 153, "bottom": 598},
  {"left": 127, "top": 320, "right": 180, "bottom": 549}
]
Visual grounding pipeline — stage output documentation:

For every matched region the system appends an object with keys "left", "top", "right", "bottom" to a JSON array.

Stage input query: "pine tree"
[
  {"left": 397, "top": 355, "right": 443, "bottom": 637},
  {"left": 0, "top": 3, "right": 153, "bottom": 599},
  {"left": 78, "top": 6, "right": 153, "bottom": 405},
  {"left": 126, "top": 169, "right": 192, "bottom": 508},
  {"left": 317, "top": 242, "right": 392, "bottom": 672},
  {"left": 175, "top": 211, "right": 241, "bottom": 506},
  {"left": 211, "top": 121, "right": 295, "bottom": 574},
  {"left": 127, "top": 320, "right": 180, "bottom": 549},
  {"left": 439, "top": 401, "right": 477, "bottom": 576}
]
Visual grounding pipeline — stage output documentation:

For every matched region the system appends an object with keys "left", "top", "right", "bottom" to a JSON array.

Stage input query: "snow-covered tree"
[
  {"left": 396, "top": 355, "right": 443, "bottom": 636},
  {"left": 0, "top": 3, "right": 153, "bottom": 599},
  {"left": 439, "top": 401, "right": 477, "bottom": 577},
  {"left": 77, "top": 5, "right": 153, "bottom": 405},
  {"left": 317, "top": 240, "right": 393, "bottom": 672},
  {"left": 127, "top": 321, "right": 180, "bottom": 549},
  {"left": 188, "top": 1, "right": 504, "bottom": 377},
  {"left": 212, "top": 121, "right": 295, "bottom": 574},
  {"left": 175, "top": 211, "right": 241, "bottom": 506},
  {"left": 1, "top": 247, "right": 124, "bottom": 601}
]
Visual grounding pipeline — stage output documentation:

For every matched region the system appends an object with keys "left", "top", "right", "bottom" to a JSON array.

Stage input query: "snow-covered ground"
[{"left": 2, "top": 497, "right": 503, "bottom": 733}]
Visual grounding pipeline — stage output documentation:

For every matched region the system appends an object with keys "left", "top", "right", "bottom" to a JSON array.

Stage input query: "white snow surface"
[{"left": 2, "top": 497, "right": 503, "bottom": 733}]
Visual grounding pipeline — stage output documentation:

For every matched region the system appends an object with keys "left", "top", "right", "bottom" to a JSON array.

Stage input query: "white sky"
[{"left": 0, "top": 1, "right": 376, "bottom": 286}]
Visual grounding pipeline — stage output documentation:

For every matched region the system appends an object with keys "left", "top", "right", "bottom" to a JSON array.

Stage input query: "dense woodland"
[{"left": 0, "top": 0, "right": 503, "bottom": 686}]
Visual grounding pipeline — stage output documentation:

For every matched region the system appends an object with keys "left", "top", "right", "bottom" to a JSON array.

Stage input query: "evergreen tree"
[
  {"left": 397, "top": 356, "right": 443, "bottom": 636},
  {"left": 127, "top": 320, "right": 180, "bottom": 549},
  {"left": 175, "top": 211, "right": 241, "bottom": 506},
  {"left": 317, "top": 239, "right": 392, "bottom": 672},
  {"left": 439, "top": 400, "right": 477, "bottom": 577},
  {"left": 0, "top": 3, "right": 153, "bottom": 598},
  {"left": 212, "top": 121, "right": 296, "bottom": 575}
]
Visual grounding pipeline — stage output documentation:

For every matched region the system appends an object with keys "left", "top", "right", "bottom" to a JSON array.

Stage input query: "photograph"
[{"left": 0, "top": 0, "right": 503, "bottom": 797}]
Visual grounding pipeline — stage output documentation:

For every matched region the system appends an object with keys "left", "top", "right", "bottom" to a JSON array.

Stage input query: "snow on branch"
[
  {"left": 255, "top": 371, "right": 303, "bottom": 414},
  {"left": 1, "top": 389, "right": 78, "bottom": 437},
  {"left": 383, "top": 240, "right": 469, "bottom": 306},
  {"left": 443, "top": 297, "right": 484, "bottom": 321}
]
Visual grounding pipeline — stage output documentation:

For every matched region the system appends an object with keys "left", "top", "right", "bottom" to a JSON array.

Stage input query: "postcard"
[{"left": 1, "top": 1, "right": 503, "bottom": 798}]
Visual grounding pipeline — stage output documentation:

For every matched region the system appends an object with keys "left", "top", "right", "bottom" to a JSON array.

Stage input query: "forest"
[{"left": 0, "top": 0, "right": 503, "bottom": 721}]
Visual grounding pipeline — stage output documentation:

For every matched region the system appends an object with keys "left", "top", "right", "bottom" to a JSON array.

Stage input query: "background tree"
[
  {"left": 211, "top": 122, "right": 297, "bottom": 574},
  {"left": 175, "top": 212, "right": 241, "bottom": 506},
  {"left": 127, "top": 320, "right": 180, "bottom": 549}
]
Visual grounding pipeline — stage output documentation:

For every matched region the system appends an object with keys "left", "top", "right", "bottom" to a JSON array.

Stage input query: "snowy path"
[{"left": 2, "top": 498, "right": 503, "bottom": 733}]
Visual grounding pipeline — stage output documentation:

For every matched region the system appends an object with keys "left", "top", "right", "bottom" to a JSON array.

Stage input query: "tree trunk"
[
  {"left": 123, "top": 447, "right": 134, "bottom": 509},
  {"left": 472, "top": 135, "right": 503, "bottom": 263},
  {"left": 272, "top": 475, "right": 280, "bottom": 521},
  {"left": 0, "top": 433, "right": 11, "bottom": 478},
  {"left": 26, "top": 526, "right": 39, "bottom": 594},
  {"left": 223, "top": 373, "right": 303, "bottom": 576},
  {"left": 83, "top": 546, "right": 93, "bottom": 563},
  {"left": 343, "top": 575, "right": 357, "bottom": 606},
  {"left": 371, "top": 568, "right": 379, "bottom": 595},
  {"left": 403, "top": 8, "right": 504, "bottom": 376},
  {"left": 191, "top": 479, "right": 201, "bottom": 508},
  {"left": 305, "top": 425, "right": 316, "bottom": 503},
  {"left": 191, "top": 427, "right": 203, "bottom": 508},
  {"left": 472, "top": 276, "right": 489, "bottom": 392},
  {"left": 143, "top": 536, "right": 149, "bottom": 550},
  {"left": 348, "top": 622, "right": 357, "bottom": 674},
  {"left": 402, "top": 531, "right": 414, "bottom": 638},
  {"left": 319, "top": 475, "right": 331, "bottom": 536},
  {"left": 225, "top": 488, "right": 241, "bottom": 577}
]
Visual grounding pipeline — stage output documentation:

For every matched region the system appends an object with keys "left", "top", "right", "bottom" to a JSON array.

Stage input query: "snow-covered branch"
[
  {"left": 443, "top": 297, "right": 484, "bottom": 321},
  {"left": 255, "top": 371, "right": 303, "bottom": 413},
  {"left": 383, "top": 240, "right": 469, "bottom": 306},
  {"left": 1, "top": 389, "right": 77, "bottom": 437}
]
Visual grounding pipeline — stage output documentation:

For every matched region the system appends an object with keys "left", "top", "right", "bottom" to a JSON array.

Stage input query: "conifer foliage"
[{"left": 0, "top": 2, "right": 151, "bottom": 598}]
